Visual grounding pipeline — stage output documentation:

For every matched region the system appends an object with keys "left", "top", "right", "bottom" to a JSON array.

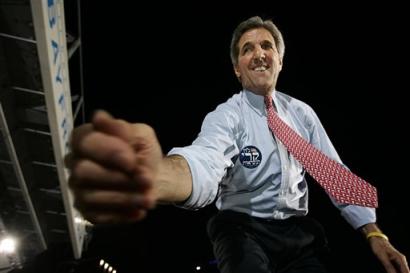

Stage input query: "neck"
[{"left": 246, "top": 88, "right": 274, "bottom": 97}]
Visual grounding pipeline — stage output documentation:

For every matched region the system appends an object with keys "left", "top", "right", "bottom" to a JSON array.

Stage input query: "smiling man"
[
  {"left": 233, "top": 27, "right": 282, "bottom": 95},
  {"left": 66, "top": 16, "right": 409, "bottom": 273}
]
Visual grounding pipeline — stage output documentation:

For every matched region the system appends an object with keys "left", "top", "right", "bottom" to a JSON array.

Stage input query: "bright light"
[
  {"left": 113, "top": 271, "right": 117, "bottom": 273},
  {"left": 196, "top": 265, "right": 201, "bottom": 271},
  {"left": 0, "top": 237, "right": 17, "bottom": 254},
  {"left": 104, "top": 263, "right": 109, "bottom": 270},
  {"left": 108, "top": 266, "right": 113, "bottom": 272},
  {"left": 74, "top": 216, "right": 93, "bottom": 227},
  {"left": 99, "top": 259, "right": 105, "bottom": 266}
]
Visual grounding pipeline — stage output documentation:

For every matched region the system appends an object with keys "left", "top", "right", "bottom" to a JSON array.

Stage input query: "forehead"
[{"left": 238, "top": 28, "right": 275, "bottom": 47}]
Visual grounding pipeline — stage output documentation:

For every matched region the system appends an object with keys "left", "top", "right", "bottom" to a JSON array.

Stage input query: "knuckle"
[
  {"left": 116, "top": 119, "right": 129, "bottom": 127},
  {"left": 71, "top": 124, "right": 93, "bottom": 144},
  {"left": 71, "top": 160, "right": 90, "bottom": 180},
  {"left": 134, "top": 123, "right": 155, "bottom": 137},
  {"left": 77, "top": 132, "right": 97, "bottom": 152},
  {"left": 138, "top": 123, "right": 153, "bottom": 132}
]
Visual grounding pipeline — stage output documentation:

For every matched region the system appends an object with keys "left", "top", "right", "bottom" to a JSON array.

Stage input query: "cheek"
[
  {"left": 272, "top": 55, "right": 282, "bottom": 67},
  {"left": 239, "top": 55, "right": 252, "bottom": 66}
]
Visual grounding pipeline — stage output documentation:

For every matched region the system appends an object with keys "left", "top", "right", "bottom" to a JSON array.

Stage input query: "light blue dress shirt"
[{"left": 168, "top": 90, "right": 375, "bottom": 229}]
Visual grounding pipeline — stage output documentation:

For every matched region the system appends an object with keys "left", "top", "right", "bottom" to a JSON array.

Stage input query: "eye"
[
  {"left": 261, "top": 41, "right": 273, "bottom": 50},
  {"left": 241, "top": 43, "right": 253, "bottom": 55},
  {"left": 242, "top": 46, "right": 251, "bottom": 55}
]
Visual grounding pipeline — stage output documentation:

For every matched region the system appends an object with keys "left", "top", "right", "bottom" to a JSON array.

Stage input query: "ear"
[
  {"left": 234, "top": 64, "right": 241, "bottom": 79},
  {"left": 278, "top": 57, "right": 283, "bottom": 72}
]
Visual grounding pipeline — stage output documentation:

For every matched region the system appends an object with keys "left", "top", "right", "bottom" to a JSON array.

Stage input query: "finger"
[
  {"left": 93, "top": 111, "right": 159, "bottom": 156},
  {"left": 69, "top": 159, "right": 151, "bottom": 191},
  {"left": 127, "top": 209, "right": 148, "bottom": 221},
  {"left": 393, "top": 254, "right": 409, "bottom": 273},
  {"left": 70, "top": 123, "right": 94, "bottom": 149},
  {"left": 74, "top": 131, "right": 137, "bottom": 173},
  {"left": 131, "top": 164, "right": 155, "bottom": 192},
  {"left": 81, "top": 209, "right": 148, "bottom": 224},
  {"left": 64, "top": 152, "right": 74, "bottom": 169},
  {"left": 381, "top": 258, "right": 397, "bottom": 273},
  {"left": 73, "top": 189, "right": 154, "bottom": 211},
  {"left": 92, "top": 110, "right": 133, "bottom": 142}
]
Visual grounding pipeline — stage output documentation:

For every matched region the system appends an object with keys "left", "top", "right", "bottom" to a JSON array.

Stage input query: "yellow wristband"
[{"left": 366, "top": 231, "right": 389, "bottom": 241}]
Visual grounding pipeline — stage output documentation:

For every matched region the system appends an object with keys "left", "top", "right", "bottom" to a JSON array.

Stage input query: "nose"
[{"left": 253, "top": 46, "right": 265, "bottom": 62}]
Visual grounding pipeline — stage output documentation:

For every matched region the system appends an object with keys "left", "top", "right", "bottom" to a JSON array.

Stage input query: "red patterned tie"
[{"left": 264, "top": 95, "right": 378, "bottom": 208}]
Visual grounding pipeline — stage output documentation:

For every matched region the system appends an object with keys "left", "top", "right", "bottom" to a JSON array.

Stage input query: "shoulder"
[
  {"left": 201, "top": 91, "right": 243, "bottom": 130},
  {"left": 276, "top": 91, "right": 311, "bottom": 110},
  {"left": 215, "top": 91, "right": 243, "bottom": 112},
  {"left": 276, "top": 91, "right": 318, "bottom": 126},
  {"left": 207, "top": 91, "right": 243, "bottom": 118}
]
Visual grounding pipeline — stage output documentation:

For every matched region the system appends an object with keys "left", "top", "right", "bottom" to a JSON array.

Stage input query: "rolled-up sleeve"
[
  {"left": 167, "top": 104, "right": 239, "bottom": 210},
  {"left": 168, "top": 145, "right": 229, "bottom": 209},
  {"left": 340, "top": 205, "right": 376, "bottom": 229}
]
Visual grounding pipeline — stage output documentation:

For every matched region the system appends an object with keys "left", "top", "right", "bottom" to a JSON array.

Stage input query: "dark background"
[{"left": 62, "top": 2, "right": 409, "bottom": 273}]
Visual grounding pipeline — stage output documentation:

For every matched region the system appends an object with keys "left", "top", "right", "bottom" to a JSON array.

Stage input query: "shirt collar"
[{"left": 243, "top": 89, "right": 277, "bottom": 117}]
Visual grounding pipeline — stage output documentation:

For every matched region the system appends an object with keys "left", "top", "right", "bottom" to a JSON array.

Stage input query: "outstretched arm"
[
  {"left": 360, "top": 223, "right": 409, "bottom": 273},
  {"left": 156, "top": 154, "right": 192, "bottom": 203},
  {"left": 66, "top": 110, "right": 192, "bottom": 224}
]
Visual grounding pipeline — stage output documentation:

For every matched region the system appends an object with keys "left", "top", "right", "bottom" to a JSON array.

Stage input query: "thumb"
[{"left": 92, "top": 110, "right": 133, "bottom": 142}]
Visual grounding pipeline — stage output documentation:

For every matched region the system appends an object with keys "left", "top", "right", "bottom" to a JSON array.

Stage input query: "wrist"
[
  {"left": 366, "top": 231, "right": 389, "bottom": 241},
  {"left": 360, "top": 223, "right": 389, "bottom": 241},
  {"left": 360, "top": 222, "right": 380, "bottom": 234}
]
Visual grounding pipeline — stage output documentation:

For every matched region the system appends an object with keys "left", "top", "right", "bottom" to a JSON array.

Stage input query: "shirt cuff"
[
  {"left": 340, "top": 205, "right": 376, "bottom": 229},
  {"left": 167, "top": 147, "right": 219, "bottom": 210}
]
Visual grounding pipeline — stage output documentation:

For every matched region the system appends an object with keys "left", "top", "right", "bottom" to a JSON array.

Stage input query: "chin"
[{"left": 255, "top": 84, "right": 272, "bottom": 93}]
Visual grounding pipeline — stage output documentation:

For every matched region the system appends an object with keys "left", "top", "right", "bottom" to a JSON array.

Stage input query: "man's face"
[{"left": 234, "top": 28, "right": 282, "bottom": 95}]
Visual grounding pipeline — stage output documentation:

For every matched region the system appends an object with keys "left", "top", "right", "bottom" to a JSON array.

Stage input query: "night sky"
[{"left": 61, "top": 3, "right": 409, "bottom": 273}]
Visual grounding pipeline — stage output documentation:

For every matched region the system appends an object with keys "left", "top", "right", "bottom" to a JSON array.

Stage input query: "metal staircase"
[{"left": 0, "top": 0, "right": 87, "bottom": 270}]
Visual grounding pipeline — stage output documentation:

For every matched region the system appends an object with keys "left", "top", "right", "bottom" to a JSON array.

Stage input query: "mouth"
[{"left": 252, "top": 64, "right": 269, "bottom": 72}]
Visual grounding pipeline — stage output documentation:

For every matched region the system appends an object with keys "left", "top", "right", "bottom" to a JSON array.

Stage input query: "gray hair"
[{"left": 230, "top": 16, "right": 285, "bottom": 66}]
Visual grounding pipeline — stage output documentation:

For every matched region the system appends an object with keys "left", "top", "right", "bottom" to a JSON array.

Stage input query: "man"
[{"left": 66, "top": 16, "right": 408, "bottom": 273}]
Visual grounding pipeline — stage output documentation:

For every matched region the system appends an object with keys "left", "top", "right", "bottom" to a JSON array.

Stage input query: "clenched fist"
[{"left": 65, "top": 110, "right": 162, "bottom": 224}]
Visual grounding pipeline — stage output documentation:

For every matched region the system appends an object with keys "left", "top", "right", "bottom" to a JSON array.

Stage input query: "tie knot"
[{"left": 264, "top": 95, "right": 273, "bottom": 110}]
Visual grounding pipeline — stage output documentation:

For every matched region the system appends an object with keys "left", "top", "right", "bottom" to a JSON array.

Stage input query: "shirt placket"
[{"left": 275, "top": 106, "right": 292, "bottom": 209}]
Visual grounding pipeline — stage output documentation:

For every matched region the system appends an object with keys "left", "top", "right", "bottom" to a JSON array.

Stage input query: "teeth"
[{"left": 254, "top": 67, "right": 266, "bottom": 72}]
